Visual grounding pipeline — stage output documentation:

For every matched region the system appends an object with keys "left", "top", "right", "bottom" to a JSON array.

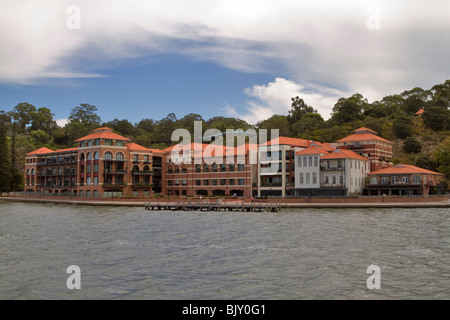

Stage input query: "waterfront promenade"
[{"left": 2, "top": 195, "right": 449, "bottom": 209}]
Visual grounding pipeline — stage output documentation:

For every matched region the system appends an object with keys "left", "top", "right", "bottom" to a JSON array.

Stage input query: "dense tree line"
[{"left": 0, "top": 80, "right": 449, "bottom": 192}]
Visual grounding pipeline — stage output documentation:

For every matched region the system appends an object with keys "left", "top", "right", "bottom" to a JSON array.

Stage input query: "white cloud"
[
  {"left": 0, "top": 0, "right": 449, "bottom": 102},
  {"left": 226, "top": 78, "right": 342, "bottom": 124},
  {"left": 56, "top": 118, "right": 68, "bottom": 127}
]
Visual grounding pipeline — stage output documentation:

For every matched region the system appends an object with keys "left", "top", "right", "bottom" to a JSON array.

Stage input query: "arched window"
[
  {"left": 94, "top": 152, "right": 99, "bottom": 160},
  {"left": 26, "top": 169, "right": 30, "bottom": 176},
  {"left": 116, "top": 152, "right": 124, "bottom": 161},
  {"left": 104, "top": 152, "right": 112, "bottom": 161},
  {"left": 211, "top": 163, "right": 218, "bottom": 172},
  {"left": 203, "top": 164, "right": 209, "bottom": 172},
  {"left": 79, "top": 153, "right": 85, "bottom": 160},
  {"left": 87, "top": 152, "right": 92, "bottom": 160},
  {"left": 369, "top": 176, "right": 378, "bottom": 185},
  {"left": 195, "top": 164, "right": 201, "bottom": 173},
  {"left": 132, "top": 165, "right": 140, "bottom": 171},
  {"left": 58, "top": 168, "right": 63, "bottom": 176},
  {"left": 143, "top": 165, "right": 150, "bottom": 171},
  {"left": 53, "top": 168, "right": 57, "bottom": 176}
]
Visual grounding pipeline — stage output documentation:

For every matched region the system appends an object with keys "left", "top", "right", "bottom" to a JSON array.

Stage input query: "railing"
[
  {"left": 103, "top": 183, "right": 126, "bottom": 188},
  {"left": 132, "top": 183, "right": 153, "bottom": 188},
  {"left": 131, "top": 170, "right": 154, "bottom": 176}
]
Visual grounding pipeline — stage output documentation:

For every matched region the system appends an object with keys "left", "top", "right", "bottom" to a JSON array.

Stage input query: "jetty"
[{"left": 144, "top": 200, "right": 282, "bottom": 212}]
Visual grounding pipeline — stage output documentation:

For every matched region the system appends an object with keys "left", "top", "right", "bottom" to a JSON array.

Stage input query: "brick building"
[
  {"left": 24, "top": 127, "right": 163, "bottom": 197},
  {"left": 336, "top": 127, "right": 392, "bottom": 171}
]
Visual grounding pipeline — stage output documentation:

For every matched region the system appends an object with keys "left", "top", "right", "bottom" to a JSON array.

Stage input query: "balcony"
[
  {"left": 103, "top": 183, "right": 126, "bottom": 188},
  {"left": 132, "top": 183, "right": 153, "bottom": 188},
  {"left": 320, "top": 166, "right": 345, "bottom": 171}
]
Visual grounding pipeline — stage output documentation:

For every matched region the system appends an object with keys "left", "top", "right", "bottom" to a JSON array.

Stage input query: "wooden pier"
[{"left": 144, "top": 200, "right": 282, "bottom": 212}]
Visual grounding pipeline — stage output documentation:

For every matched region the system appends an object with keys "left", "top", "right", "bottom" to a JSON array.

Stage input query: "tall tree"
[
  {"left": 10, "top": 102, "right": 36, "bottom": 133},
  {"left": 288, "top": 96, "right": 316, "bottom": 125},
  {"left": 330, "top": 93, "right": 367, "bottom": 125},
  {"left": 0, "top": 113, "right": 11, "bottom": 192},
  {"left": 66, "top": 104, "right": 102, "bottom": 144}
]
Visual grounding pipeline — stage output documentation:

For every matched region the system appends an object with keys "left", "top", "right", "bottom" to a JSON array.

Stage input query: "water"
[{"left": 0, "top": 201, "right": 449, "bottom": 300}]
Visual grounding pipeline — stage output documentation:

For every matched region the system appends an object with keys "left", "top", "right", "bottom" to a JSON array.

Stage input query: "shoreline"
[{"left": 2, "top": 195, "right": 449, "bottom": 209}]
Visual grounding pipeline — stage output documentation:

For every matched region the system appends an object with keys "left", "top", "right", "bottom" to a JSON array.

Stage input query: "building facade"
[
  {"left": 365, "top": 164, "right": 444, "bottom": 196},
  {"left": 294, "top": 147, "right": 370, "bottom": 196},
  {"left": 336, "top": 127, "right": 392, "bottom": 171},
  {"left": 24, "top": 127, "right": 163, "bottom": 197},
  {"left": 163, "top": 143, "right": 258, "bottom": 197}
]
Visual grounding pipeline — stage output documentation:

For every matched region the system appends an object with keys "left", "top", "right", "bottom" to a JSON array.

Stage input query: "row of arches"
[
  {"left": 167, "top": 163, "right": 246, "bottom": 173},
  {"left": 79, "top": 151, "right": 125, "bottom": 161}
]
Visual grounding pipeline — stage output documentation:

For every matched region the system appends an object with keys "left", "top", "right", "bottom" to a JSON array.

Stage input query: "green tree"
[
  {"left": 435, "top": 137, "right": 450, "bottom": 179},
  {"left": 0, "top": 115, "right": 11, "bottom": 192},
  {"left": 288, "top": 96, "right": 316, "bottom": 125},
  {"left": 256, "top": 114, "right": 290, "bottom": 137},
  {"left": 422, "top": 105, "right": 450, "bottom": 131},
  {"left": 415, "top": 155, "right": 439, "bottom": 172},
  {"left": 66, "top": 104, "right": 101, "bottom": 144},
  {"left": 30, "top": 107, "right": 57, "bottom": 134},
  {"left": 429, "top": 80, "right": 450, "bottom": 108},
  {"left": 403, "top": 137, "right": 422, "bottom": 154},
  {"left": 330, "top": 93, "right": 367, "bottom": 125},
  {"left": 400, "top": 87, "right": 430, "bottom": 115},
  {"left": 393, "top": 114, "right": 413, "bottom": 138},
  {"left": 103, "top": 118, "right": 136, "bottom": 137},
  {"left": 10, "top": 102, "right": 36, "bottom": 133}
]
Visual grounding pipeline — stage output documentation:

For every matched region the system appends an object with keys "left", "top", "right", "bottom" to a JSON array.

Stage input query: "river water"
[{"left": 0, "top": 201, "right": 449, "bottom": 300}]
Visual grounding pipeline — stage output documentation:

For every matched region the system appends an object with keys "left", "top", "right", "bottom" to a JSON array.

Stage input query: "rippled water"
[{"left": 0, "top": 201, "right": 449, "bottom": 299}]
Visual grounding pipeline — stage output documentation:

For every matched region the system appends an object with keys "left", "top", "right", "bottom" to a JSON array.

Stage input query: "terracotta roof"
[
  {"left": 75, "top": 127, "right": 130, "bottom": 142},
  {"left": 194, "top": 143, "right": 258, "bottom": 158},
  {"left": 295, "top": 146, "right": 328, "bottom": 155},
  {"left": 337, "top": 132, "right": 392, "bottom": 144},
  {"left": 55, "top": 148, "right": 78, "bottom": 153},
  {"left": 354, "top": 127, "right": 378, "bottom": 135},
  {"left": 26, "top": 147, "right": 54, "bottom": 155},
  {"left": 309, "top": 141, "right": 336, "bottom": 152},
  {"left": 261, "top": 136, "right": 312, "bottom": 147},
  {"left": 320, "top": 149, "right": 369, "bottom": 161},
  {"left": 163, "top": 143, "right": 210, "bottom": 153},
  {"left": 369, "top": 164, "right": 444, "bottom": 176},
  {"left": 414, "top": 108, "right": 425, "bottom": 116},
  {"left": 127, "top": 143, "right": 150, "bottom": 151}
]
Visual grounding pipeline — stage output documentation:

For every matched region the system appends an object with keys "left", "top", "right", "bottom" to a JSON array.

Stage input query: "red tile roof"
[
  {"left": 295, "top": 146, "right": 328, "bottom": 155},
  {"left": 369, "top": 164, "right": 444, "bottom": 176},
  {"left": 75, "top": 127, "right": 130, "bottom": 142},
  {"left": 337, "top": 127, "right": 392, "bottom": 144},
  {"left": 320, "top": 149, "right": 369, "bottom": 161},
  {"left": 414, "top": 108, "right": 425, "bottom": 116},
  {"left": 26, "top": 147, "right": 54, "bottom": 155},
  {"left": 261, "top": 136, "right": 311, "bottom": 147}
]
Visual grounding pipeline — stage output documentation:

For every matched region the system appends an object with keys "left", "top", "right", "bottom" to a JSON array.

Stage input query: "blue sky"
[{"left": 1, "top": 0, "right": 449, "bottom": 126}]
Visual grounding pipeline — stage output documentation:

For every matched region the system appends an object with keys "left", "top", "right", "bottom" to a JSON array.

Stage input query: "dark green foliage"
[
  {"left": 403, "top": 137, "right": 422, "bottom": 154},
  {"left": 0, "top": 122, "right": 11, "bottom": 192},
  {"left": 422, "top": 106, "right": 450, "bottom": 131},
  {"left": 393, "top": 114, "right": 413, "bottom": 139}
]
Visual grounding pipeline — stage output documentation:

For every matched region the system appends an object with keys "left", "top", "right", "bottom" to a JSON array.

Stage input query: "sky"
[{"left": 0, "top": 0, "right": 449, "bottom": 127}]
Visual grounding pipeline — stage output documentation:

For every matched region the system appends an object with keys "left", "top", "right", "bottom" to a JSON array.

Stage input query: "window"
[
  {"left": 94, "top": 177, "right": 98, "bottom": 185},
  {"left": 220, "top": 164, "right": 226, "bottom": 172},
  {"left": 238, "top": 163, "right": 244, "bottom": 171},
  {"left": 87, "top": 152, "right": 91, "bottom": 160},
  {"left": 95, "top": 139, "right": 100, "bottom": 146},
  {"left": 105, "top": 139, "right": 112, "bottom": 146},
  {"left": 195, "top": 164, "right": 201, "bottom": 173},
  {"left": 175, "top": 167, "right": 180, "bottom": 174},
  {"left": 306, "top": 173, "right": 310, "bottom": 184},
  {"left": 220, "top": 179, "right": 226, "bottom": 185},
  {"left": 144, "top": 155, "right": 149, "bottom": 162},
  {"left": 104, "top": 152, "right": 112, "bottom": 161},
  {"left": 212, "top": 163, "right": 218, "bottom": 172},
  {"left": 303, "top": 157, "right": 307, "bottom": 167},
  {"left": 203, "top": 164, "right": 209, "bottom": 172},
  {"left": 116, "top": 153, "right": 124, "bottom": 161},
  {"left": 80, "top": 141, "right": 85, "bottom": 147},
  {"left": 370, "top": 176, "right": 378, "bottom": 185},
  {"left": 195, "top": 180, "right": 201, "bottom": 186},
  {"left": 94, "top": 152, "right": 99, "bottom": 160},
  {"left": 229, "top": 164, "right": 235, "bottom": 172},
  {"left": 182, "top": 180, "right": 187, "bottom": 186},
  {"left": 203, "top": 179, "right": 209, "bottom": 186},
  {"left": 412, "top": 176, "right": 421, "bottom": 184},
  {"left": 325, "top": 176, "right": 329, "bottom": 184},
  {"left": 300, "top": 173, "right": 304, "bottom": 184},
  {"left": 94, "top": 164, "right": 98, "bottom": 173},
  {"left": 309, "top": 157, "right": 312, "bottom": 167},
  {"left": 313, "top": 172, "right": 317, "bottom": 184},
  {"left": 88, "top": 140, "right": 92, "bottom": 147},
  {"left": 392, "top": 176, "right": 398, "bottom": 184},
  {"left": 116, "top": 140, "right": 124, "bottom": 147},
  {"left": 401, "top": 176, "right": 409, "bottom": 184},
  {"left": 332, "top": 176, "right": 336, "bottom": 185},
  {"left": 212, "top": 179, "right": 218, "bottom": 186},
  {"left": 298, "top": 157, "right": 302, "bottom": 167},
  {"left": 168, "top": 168, "right": 173, "bottom": 174},
  {"left": 229, "top": 179, "right": 235, "bottom": 185},
  {"left": 181, "top": 167, "right": 187, "bottom": 173},
  {"left": 314, "top": 156, "right": 319, "bottom": 167},
  {"left": 174, "top": 180, "right": 179, "bottom": 186},
  {"left": 238, "top": 179, "right": 244, "bottom": 185},
  {"left": 133, "top": 154, "right": 138, "bottom": 162}
]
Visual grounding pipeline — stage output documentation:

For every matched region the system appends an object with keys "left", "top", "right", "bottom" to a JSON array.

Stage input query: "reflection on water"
[{"left": 0, "top": 202, "right": 449, "bottom": 299}]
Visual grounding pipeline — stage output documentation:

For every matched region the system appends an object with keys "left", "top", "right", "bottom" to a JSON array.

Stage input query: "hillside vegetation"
[{"left": 1, "top": 80, "right": 449, "bottom": 192}]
